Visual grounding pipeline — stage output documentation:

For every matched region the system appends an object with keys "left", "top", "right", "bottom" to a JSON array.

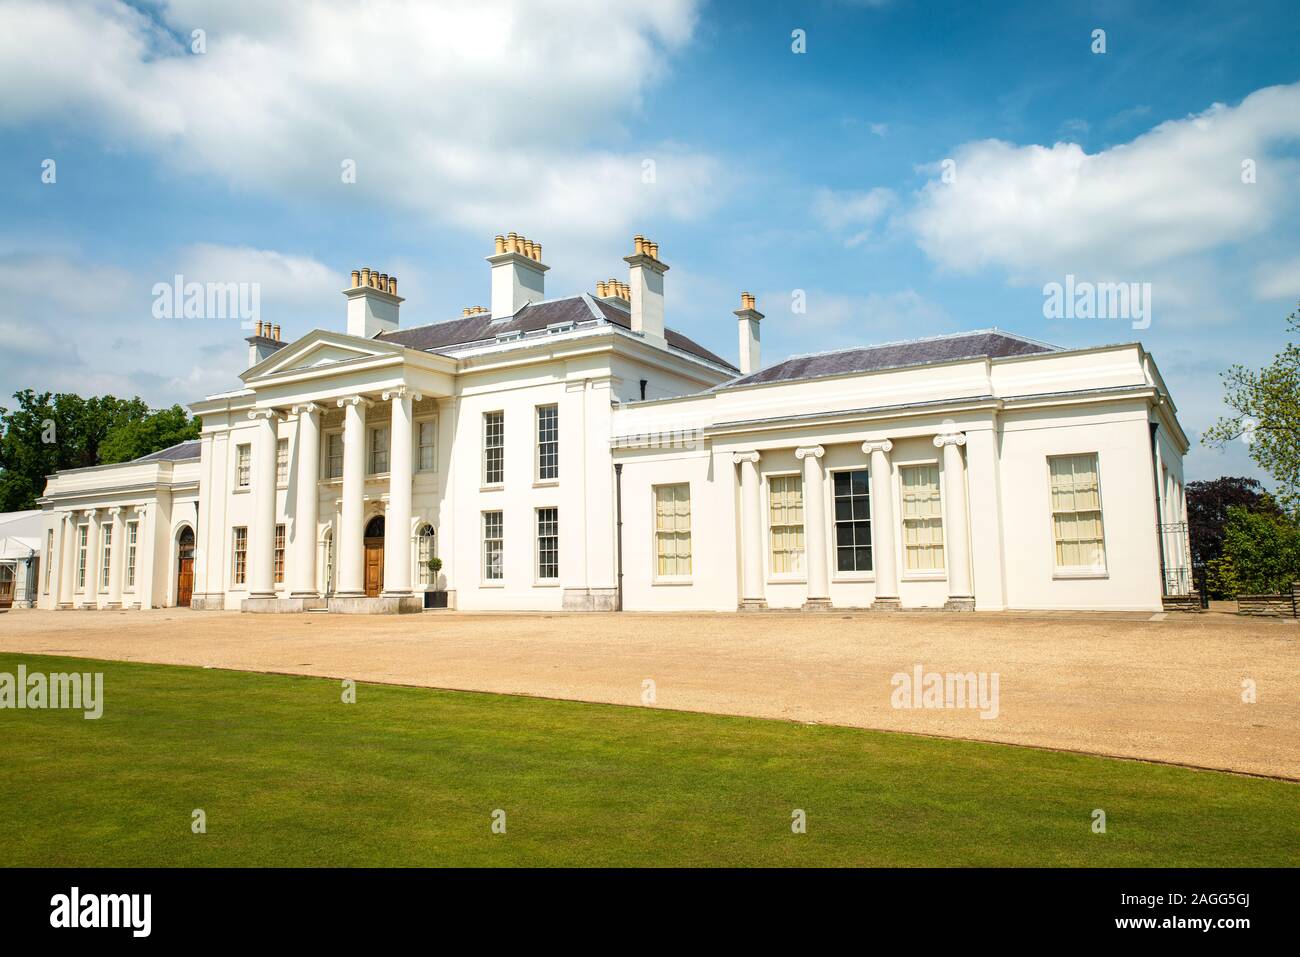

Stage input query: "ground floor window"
[
  {"left": 323, "top": 532, "right": 335, "bottom": 595},
  {"left": 536, "top": 508, "right": 558, "bottom": 581},
  {"left": 100, "top": 524, "right": 112, "bottom": 590},
  {"left": 232, "top": 527, "right": 248, "bottom": 585},
  {"left": 274, "top": 524, "right": 285, "bottom": 583},
  {"left": 901, "top": 464, "right": 944, "bottom": 571},
  {"left": 653, "top": 483, "right": 692, "bottom": 577},
  {"left": 1049, "top": 453, "right": 1106, "bottom": 570},
  {"left": 45, "top": 530, "right": 53, "bottom": 593},
  {"left": 418, "top": 525, "right": 436, "bottom": 585},
  {"left": 76, "top": 525, "right": 87, "bottom": 589},
  {"left": 833, "top": 469, "right": 872, "bottom": 572},
  {"left": 483, "top": 511, "right": 503, "bottom": 581},
  {"left": 126, "top": 521, "right": 138, "bottom": 589},
  {"left": 768, "top": 474, "right": 805, "bottom": 576}
]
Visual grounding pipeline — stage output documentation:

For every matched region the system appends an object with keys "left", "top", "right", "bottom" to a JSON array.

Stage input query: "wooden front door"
[
  {"left": 0, "top": 564, "right": 14, "bottom": 609},
  {"left": 176, "top": 527, "right": 195, "bottom": 607},
  {"left": 364, "top": 543, "right": 384, "bottom": 597}
]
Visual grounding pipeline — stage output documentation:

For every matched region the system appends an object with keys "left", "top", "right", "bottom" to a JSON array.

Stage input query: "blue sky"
[{"left": 1, "top": 0, "right": 1298, "bottom": 483}]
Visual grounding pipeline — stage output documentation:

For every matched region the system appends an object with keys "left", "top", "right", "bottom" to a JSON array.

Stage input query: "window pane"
[
  {"left": 901, "top": 465, "right": 944, "bottom": 571},
  {"left": 654, "top": 484, "right": 691, "bottom": 576},
  {"left": 537, "top": 405, "right": 559, "bottom": 481},
  {"left": 484, "top": 412, "right": 504, "bottom": 485},
  {"left": 833, "top": 469, "right": 872, "bottom": 572},
  {"left": 483, "top": 511, "right": 503, "bottom": 580},
  {"left": 769, "top": 475, "right": 805, "bottom": 575},
  {"left": 1049, "top": 454, "right": 1106, "bottom": 570},
  {"left": 419, "top": 421, "right": 436, "bottom": 471}
]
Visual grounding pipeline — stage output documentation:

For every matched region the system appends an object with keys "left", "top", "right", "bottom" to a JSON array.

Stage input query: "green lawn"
[{"left": 1, "top": 652, "right": 1295, "bottom": 866}]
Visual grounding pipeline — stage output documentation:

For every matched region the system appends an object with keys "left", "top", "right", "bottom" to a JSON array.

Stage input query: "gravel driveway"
[{"left": 2, "top": 608, "right": 1297, "bottom": 779}]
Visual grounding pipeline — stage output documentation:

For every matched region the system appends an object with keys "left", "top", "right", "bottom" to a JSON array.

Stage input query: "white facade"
[
  {"left": 35, "top": 235, "right": 1190, "bottom": 614},
  {"left": 0, "top": 509, "right": 44, "bottom": 609}
]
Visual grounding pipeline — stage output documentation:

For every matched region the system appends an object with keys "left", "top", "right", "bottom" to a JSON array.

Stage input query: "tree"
[
  {"left": 1204, "top": 303, "right": 1300, "bottom": 510},
  {"left": 0, "top": 391, "right": 198, "bottom": 511},
  {"left": 1220, "top": 505, "right": 1300, "bottom": 595},
  {"left": 99, "top": 404, "right": 200, "bottom": 464},
  {"left": 1186, "top": 476, "right": 1280, "bottom": 564}
]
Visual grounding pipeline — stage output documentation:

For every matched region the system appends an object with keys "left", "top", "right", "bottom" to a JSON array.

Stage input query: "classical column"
[
  {"left": 796, "top": 445, "right": 831, "bottom": 610},
  {"left": 290, "top": 403, "right": 322, "bottom": 599},
  {"left": 105, "top": 506, "right": 126, "bottom": 608},
  {"left": 81, "top": 509, "right": 101, "bottom": 608},
  {"left": 861, "top": 440, "right": 899, "bottom": 610},
  {"left": 335, "top": 395, "right": 369, "bottom": 597},
  {"left": 383, "top": 387, "right": 420, "bottom": 597},
  {"left": 247, "top": 409, "right": 281, "bottom": 600},
  {"left": 934, "top": 431, "right": 974, "bottom": 610},
  {"left": 734, "top": 451, "right": 766, "bottom": 610},
  {"left": 58, "top": 512, "right": 76, "bottom": 608},
  {"left": 135, "top": 504, "right": 153, "bottom": 609}
]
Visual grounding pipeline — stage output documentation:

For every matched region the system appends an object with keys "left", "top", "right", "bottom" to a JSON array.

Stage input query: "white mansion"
[{"left": 36, "top": 234, "right": 1192, "bottom": 614}]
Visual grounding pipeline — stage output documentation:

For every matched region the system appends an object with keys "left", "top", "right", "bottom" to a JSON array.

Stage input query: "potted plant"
[{"left": 423, "top": 556, "right": 447, "bottom": 609}]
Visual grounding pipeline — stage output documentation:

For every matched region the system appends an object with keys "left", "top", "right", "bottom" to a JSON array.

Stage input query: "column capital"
[
  {"left": 732, "top": 451, "right": 761, "bottom": 465},
  {"left": 291, "top": 402, "right": 323, "bottom": 416},
  {"left": 381, "top": 387, "right": 422, "bottom": 403},
  {"left": 861, "top": 439, "right": 894, "bottom": 455},
  {"left": 794, "top": 445, "right": 824, "bottom": 460},
  {"left": 248, "top": 407, "right": 284, "bottom": 422},
  {"left": 337, "top": 395, "right": 372, "bottom": 409},
  {"left": 108, "top": 506, "right": 124, "bottom": 517},
  {"left": 82, "top": 508, "right": 98, "bottom": 519},
  {"left": 933, "top": 432, "right": 966, "bottom": 448}
]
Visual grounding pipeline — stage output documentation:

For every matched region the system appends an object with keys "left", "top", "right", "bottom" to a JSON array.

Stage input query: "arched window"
[{"left": 418, "top": 525, "right": 436, "bottom": 585}]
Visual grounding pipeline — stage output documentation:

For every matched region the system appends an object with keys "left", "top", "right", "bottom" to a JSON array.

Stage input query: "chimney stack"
[
  {"left": 343, "top": 264, "right": 403, "bottom": 338},
  {"left": 734, "top": 291, "right": 762, "bottom": 376},
  {"left": 488, "top": 231, "right": 548, "bottom": 319},
  {"left": 245, "top": 319, "right": 286, "bottom": 369},
  {"left": 623, "top": 234, "right": 667, "bottom": 340}
]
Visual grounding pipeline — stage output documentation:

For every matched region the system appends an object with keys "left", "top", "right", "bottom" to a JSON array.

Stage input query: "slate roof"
[
  {"left": 378, "top": 295, "right": 737, "bottom": 372},
  {"left": 715, "top": 329, "right": 1059, "bottom": 390},
  {"left": 133, "top": 440, "right": 202, "bottom": 463}
]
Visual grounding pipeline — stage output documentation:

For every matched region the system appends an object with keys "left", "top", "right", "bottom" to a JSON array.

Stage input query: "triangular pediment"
[{"left": 241, "top": 330, "right": 405, "bottom": 382}]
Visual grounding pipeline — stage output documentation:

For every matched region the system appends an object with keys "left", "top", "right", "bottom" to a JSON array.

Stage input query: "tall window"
[
  {"left": 100, "top": 524, "right": 112, "bottom": 590},
  {"left": 276, "top": 438, "right": 289, "bottom": 484},
  {"left": 768, "top": 475, "right": 805, "bottom": 575},
  {"left": 326, "top": 433, "right": 343, "bottom": 479},
  {"left": 536, "top": 405, "right": 559, "bottom": 481},
  {"left": 236, "top": 443, "right": 251, "bottom": 488},
  {"left": 369, "top": 425, "right": 390, "bottom": 474},
  {"left": 833, "top": 469, "right": 873, "bottom": 573},
  {"left": 482, "top": 511, "right": 503, "bottom": 580},
  {"left": 536, "top": 508, "right": 559, "bottom": 580},
  {"left": 44, "top": 530, "right": 53, "bottom": 592},
  {"left": 76, "top": 525, "right": 87, "bottom": 589},
  {"left": 232, "top": 527, "right": 248, "bottom": 585},
  {"left": 323, "top": 532, "right": 335, "bottom": 595},
  {"left": 418, "top": 525, "right": 436, "bottom": 585},
  {"left": 483, "top": 411, "right": 504, "bottom": 484},
  {"left": 653, "top": 483, "right": 692, "bottom": 577},
  {"left": 418, "top": 420, "right": 437, "bottom": 472},
  {"left": 1049, "top": 453, "right": 1106, "bottom": 570},
  {"left": 274, "top": 524, "right": 286, "bottom": 583},
  {"left": 901, "top": 465, "right": 944, "bottom": 571},
  {"left": 126, "top": 521, "right": 138, "bottom": 589}
]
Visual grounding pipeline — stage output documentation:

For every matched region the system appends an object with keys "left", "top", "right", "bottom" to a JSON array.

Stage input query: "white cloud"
[
  {"left": 0, "top": 0, "right": 715, "bottom": 243},
  {"left": 812, "top": 186, "right": 897, "bottom": 247},
  {"left": 173, "top": 244, "right": 345, "bottom": 313},
  {"left": 909, "top": 83, "right": 1300, "bottom": 282},
  {"left": 1252, "top": 255, "right": 1300, "bottom": 302},
  {"left": 760, "top": 288, "right": 953, "bottom": 360},
  {"left": 0, "top": 247, "right": 339, "bottom": 407}
]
